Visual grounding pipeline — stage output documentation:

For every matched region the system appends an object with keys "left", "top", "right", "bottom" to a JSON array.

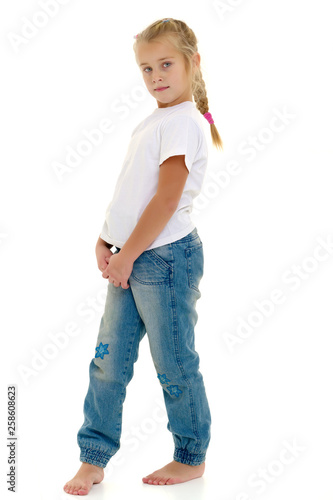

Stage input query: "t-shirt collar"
[{"left": 153, "top": 101, "right": 195, "bottom": 113}]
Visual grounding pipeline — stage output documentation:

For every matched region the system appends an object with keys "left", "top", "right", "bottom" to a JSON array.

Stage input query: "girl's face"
[{"left": 136, "top": 37, "right": 199, "bottom": 108}]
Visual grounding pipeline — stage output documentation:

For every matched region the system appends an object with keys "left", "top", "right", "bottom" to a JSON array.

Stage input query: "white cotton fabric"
[{"left": 100, "top": 100, "right": 208, "bottom": 250}]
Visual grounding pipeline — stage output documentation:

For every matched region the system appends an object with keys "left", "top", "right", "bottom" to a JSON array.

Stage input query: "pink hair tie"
[{"left": 203, "top": 112, "right": 214, "bottom": 124}]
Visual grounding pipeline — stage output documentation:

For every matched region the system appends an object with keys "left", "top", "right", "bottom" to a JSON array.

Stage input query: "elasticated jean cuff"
[
  {"left": 80, "top": 447, "right": 111, "bottom": 468},
  {"left": 174, "top": 448, "right": 206, "bottom": 465}
]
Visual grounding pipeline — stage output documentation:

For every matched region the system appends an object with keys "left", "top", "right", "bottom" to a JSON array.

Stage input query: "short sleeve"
[{"left": 159, "top": 115, "right": 201, "bottom": 172}]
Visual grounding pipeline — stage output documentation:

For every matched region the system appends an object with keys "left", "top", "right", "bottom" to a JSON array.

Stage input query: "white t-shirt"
[{"left": 100, "top": 100, "right": 208, "bottom": 250}]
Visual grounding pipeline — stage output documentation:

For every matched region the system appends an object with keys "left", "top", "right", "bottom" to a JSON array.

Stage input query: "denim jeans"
[{"left": 77, "top": 227, "right": 211, "bottom": 468}]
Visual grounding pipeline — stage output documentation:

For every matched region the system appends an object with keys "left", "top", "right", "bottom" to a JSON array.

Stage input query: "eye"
[{"left": 143, "top": 62, "right": 171, "bottom": 73}]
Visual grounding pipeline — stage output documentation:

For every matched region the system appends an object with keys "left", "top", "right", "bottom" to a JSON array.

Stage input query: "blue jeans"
[{"left": 77, "top": 227, "right": 211, "bottom": 467}]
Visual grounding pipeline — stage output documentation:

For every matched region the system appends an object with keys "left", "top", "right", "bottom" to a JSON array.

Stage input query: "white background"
[{"left": 1, "top": 1, "right": 333, "bottom": 499}]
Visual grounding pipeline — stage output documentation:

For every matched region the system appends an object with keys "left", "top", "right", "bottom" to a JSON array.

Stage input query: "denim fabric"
[{"left": 77, "top": 227, "right": 211, "bottom": 467}]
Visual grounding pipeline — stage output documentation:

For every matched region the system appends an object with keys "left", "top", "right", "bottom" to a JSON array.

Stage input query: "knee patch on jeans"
[
  {"left": 95, "top": 342, "right": 110, "bottom": 359},
  {"left": 157, "top": 373, "right": 183, "bottom": 397}
]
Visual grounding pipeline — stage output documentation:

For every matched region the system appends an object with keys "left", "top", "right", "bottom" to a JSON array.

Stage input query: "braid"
[
  {"left": 193, "top": 68, "right": 209, "bottom": 115},
  {"left": 193, "top": 68, "right": 223, "bottom": 150}
]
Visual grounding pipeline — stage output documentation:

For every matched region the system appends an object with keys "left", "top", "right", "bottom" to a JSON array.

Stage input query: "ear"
[{"left": 192, "top": 52, "right": 201, "bottom": 74}]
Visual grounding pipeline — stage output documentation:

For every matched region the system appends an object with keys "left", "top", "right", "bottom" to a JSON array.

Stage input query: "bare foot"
[
  {"left": 63, "top": 462, "right": 104, "bottom": 495},
  {"left": 142, "top": 460, "right": 205, "bottom": 486}
]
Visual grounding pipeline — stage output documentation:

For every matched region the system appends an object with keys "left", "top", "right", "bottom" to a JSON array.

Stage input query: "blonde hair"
[{"left": 133, "top": 18, "right": 223, "bottom": 151}]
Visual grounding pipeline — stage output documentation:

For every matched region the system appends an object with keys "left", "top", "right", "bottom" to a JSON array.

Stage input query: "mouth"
[{"left": 154, "top": 87, "right": 169, "bottom": 92}]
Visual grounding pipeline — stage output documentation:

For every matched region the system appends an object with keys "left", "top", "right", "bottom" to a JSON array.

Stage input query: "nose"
[{"left": 152, "top": 73, "right": 163, "bottom": 84}]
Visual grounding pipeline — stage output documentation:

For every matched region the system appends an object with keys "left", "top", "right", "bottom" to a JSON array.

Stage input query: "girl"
[{"left": 64, "top": 17, "right": 223, "bottom": 495}]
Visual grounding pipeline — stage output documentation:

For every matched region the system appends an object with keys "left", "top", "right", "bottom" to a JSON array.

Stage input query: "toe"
[{"left": 77, "top": 486, "right": 89, "bottom": 496}]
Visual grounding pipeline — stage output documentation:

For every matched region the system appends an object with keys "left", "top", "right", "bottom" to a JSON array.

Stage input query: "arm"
[
  {"left": 96, "top": 236, "right": 112, "bottom": 249},
  {"left": 120, "top": 154, "right": 189, "bottom": 263}
]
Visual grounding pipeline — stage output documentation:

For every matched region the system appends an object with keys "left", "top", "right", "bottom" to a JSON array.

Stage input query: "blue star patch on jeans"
[
  {"left": 95, "top": 342, "right": 109, "bottom": 360},
  {"left": 157, "top": 373, "right": 171, "bottom": 385},
  {"left": 166, "top": 385, "right": 183, "bottom": 397}
]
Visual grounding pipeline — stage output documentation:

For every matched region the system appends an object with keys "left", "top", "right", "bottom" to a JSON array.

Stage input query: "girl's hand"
[
  {"left": 102, "top": 252, "right": 133, "bottom": 289},
  {"left": 96, "top": 244, "right": 112, "bottom": 273}
]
